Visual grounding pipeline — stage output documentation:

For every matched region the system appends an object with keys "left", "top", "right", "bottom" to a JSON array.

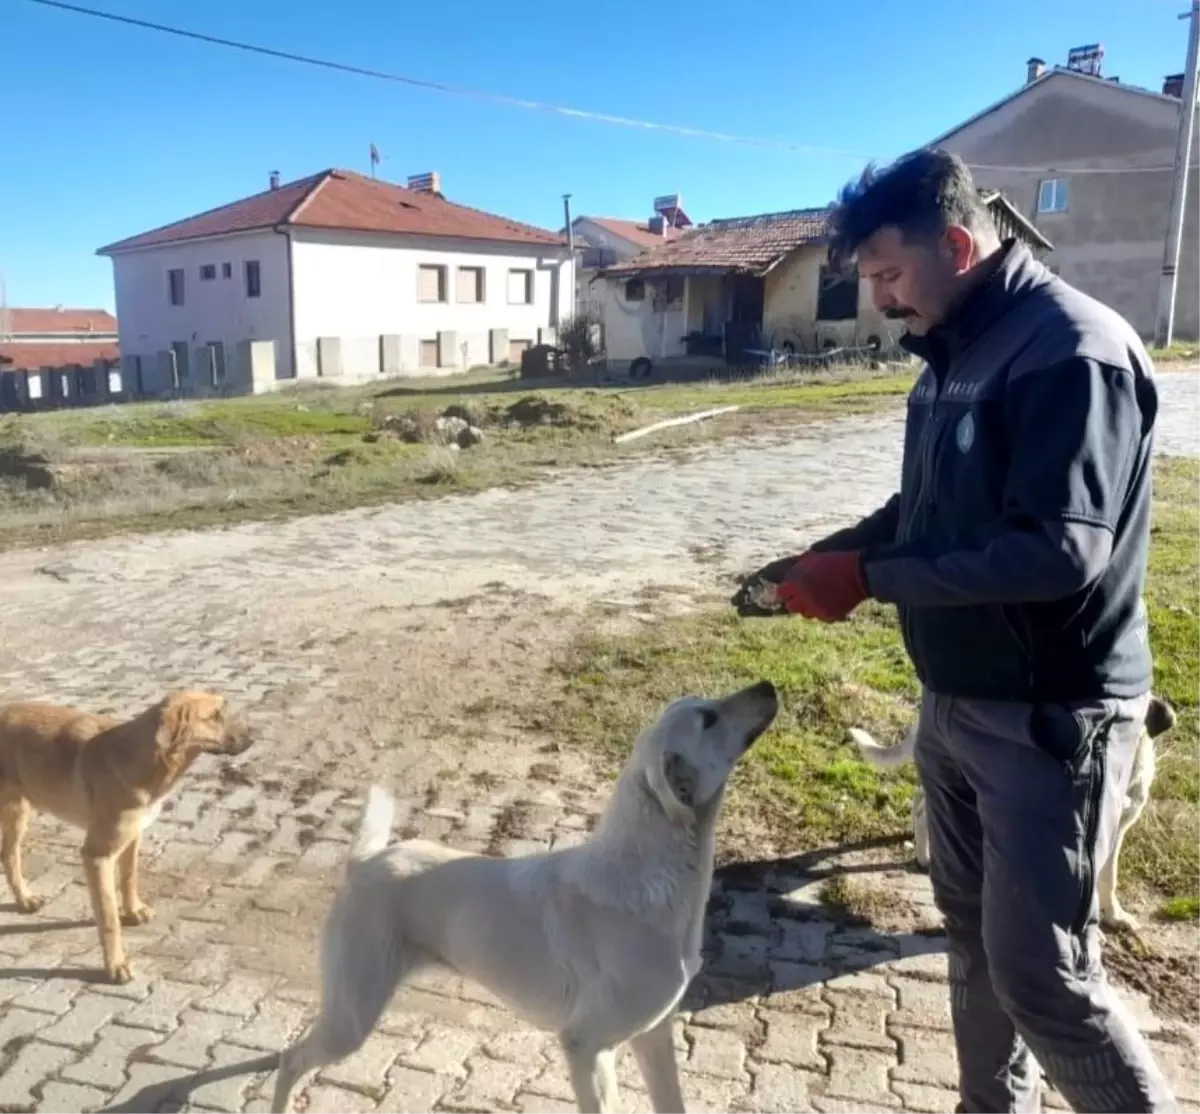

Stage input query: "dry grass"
[
  {"left": 0, "top": 365, "right": 914, "bottom": 549},
  {"left": 549, "top": 458, "right": 1200, "bottom": 920}
]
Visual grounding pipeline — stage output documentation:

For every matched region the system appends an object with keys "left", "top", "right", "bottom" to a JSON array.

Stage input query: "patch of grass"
[
  {"left": 1160, "top": 896, "right": 1199, "bottom": 922},
  {"left": 1149, "top": 342, "right": 1199, "bottom": 366},
  {"left": 0, "top": 366, "right": 911, "bottom": 548},
  {"left": 551, "top": 458, "right": 1199, "bottom": 910}
]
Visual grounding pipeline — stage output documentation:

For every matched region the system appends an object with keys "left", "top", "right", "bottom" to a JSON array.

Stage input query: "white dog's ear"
[{"left": 661, "top": 751, "right": 699, "bottom": 809}]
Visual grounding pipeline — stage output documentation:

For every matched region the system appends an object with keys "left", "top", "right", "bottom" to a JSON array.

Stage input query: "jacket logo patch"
[{"left": 955, "top": 412, "right": 976, "bottom": 453}]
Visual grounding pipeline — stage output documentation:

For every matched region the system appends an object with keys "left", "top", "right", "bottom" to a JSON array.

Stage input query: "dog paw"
[
  {"left": 15, "top": 895, "right": 44, "bottom": 914},
  {"left": 121, "top": 905, "right": 155, "bottom": 927},
  {"left": 106, "top": 961, "right": 134, "bottom": 985},
  {"left": 1101, "top": 907, "right": 1140, "bottom": 933}
]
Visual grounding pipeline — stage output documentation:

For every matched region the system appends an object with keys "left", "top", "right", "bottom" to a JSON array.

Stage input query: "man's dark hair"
[{"left": 827, "top": 148, "right": 994, "bottom": 271}]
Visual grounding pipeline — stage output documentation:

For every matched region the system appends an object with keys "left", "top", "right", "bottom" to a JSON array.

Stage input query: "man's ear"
[{"left": 661, "top": 751, "right": 699, "bottom": 809}]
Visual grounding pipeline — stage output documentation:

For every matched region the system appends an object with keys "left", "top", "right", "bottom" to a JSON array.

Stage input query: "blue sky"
[{"left": 2, "top": 0, "right": 1190, "bottom": 312}]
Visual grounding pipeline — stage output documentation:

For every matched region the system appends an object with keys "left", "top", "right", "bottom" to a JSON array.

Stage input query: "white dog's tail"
[
  {"left": 351, "top": 785, "right": 394, "bottom": 862},
  {"left": 848, "top": 726, "right": 916, "bottom": 770}
]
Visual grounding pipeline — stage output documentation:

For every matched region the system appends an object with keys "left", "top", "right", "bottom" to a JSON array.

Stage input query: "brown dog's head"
[{"left": 155, "top": 690, "right": 254, "bottom": 760}]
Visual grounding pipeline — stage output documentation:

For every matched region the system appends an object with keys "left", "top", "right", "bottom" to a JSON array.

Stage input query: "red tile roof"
[
  {"left": 605, "top": 191, "right": 1052, "bottom": 277},
  {"left": 98, "top": 170, "right": 567, "bottom": 254},
  {"left": 5, "top": 307, "right": 118, "bottom": 335},
  {"left": 582, "top": 217, "right": 686, "bottom": 250},
  {"left": 605, "top": 208, "right": 831, "bottom": 276},
  {"left": 0, "top": 341, "right": 120, "bottom": 373}
]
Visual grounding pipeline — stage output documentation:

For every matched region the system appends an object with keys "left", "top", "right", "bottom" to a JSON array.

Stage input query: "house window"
[
  {"left": 245, "top": 260, "right": 262, "bottom": 298},
  {"left": 660, "top": 276, "right": 684, "bottom": 306},
  {"left": 456, "top": 266, "right": 485, "bottom": 304},
  {"left": 1037, "top": 179, "right": 1069, "bottom": 214},
  {"left": 816, "top": 266, "right": 859, "bottom": 321},
  {"left": 624, "top": 278, "right": 645, "bottom": 302},
  {"left": 507, "top": 268, "right": 534, "bottom": 305},
  {"left": 509, "top": 339, "right": 531, "bottom": 364},
  {"left": 200, "top": 263, "right": 217, "bottom": 281},
  {"left": 419, "top": 339, "right": 440, "bottom": 367},
  {"left": 222, "top": 262, "right": 232, "bottom": 279},
  {"left": 418, "top": 265, "right": 448, "bottom": 303},
  {"left": 107, "top": 368, "right": 122, "bottom": 394},
  {"left": 168, "top": 268, "right": 185, "bottom": 306},
  {"left": 27, "top": 375, "right": 42, "bottom": 401}
]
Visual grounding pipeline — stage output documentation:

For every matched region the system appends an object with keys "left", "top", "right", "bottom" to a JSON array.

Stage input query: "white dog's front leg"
[
  {"left": 630, "top": 1015, "right": 685, "bottom": 1113},
  {"left": 561, "top": 1039, "right": 618, "bottom": 1114}
]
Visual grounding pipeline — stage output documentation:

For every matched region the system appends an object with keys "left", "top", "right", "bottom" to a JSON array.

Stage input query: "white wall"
[
  {"left": 602, "top": 274, "right": 687, "bottom": 364},
  {"left": 289, "top": 229, "right": 573, "bottom": 378},
  {"left": 109, "top": 230, "right": 292, "bottom": 385}
]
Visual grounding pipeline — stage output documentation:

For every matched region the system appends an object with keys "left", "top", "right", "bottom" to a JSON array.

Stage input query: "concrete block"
[
  {"left": 489, "top": 328, "right": 509, "bottom": 365},
  {"left": 437, "top": 330, "right": 458, "bottom": 369},
  {"left": 381, "top": 333, "right": 403, "bottom": 375},
  {"left": 317, "top": 336, "right": 344, "bottom": 378}
]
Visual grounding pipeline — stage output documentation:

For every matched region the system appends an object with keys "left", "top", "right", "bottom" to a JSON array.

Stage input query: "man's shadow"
[{"left": 684, "top": 835, "right": 948, "bottom": 1013}]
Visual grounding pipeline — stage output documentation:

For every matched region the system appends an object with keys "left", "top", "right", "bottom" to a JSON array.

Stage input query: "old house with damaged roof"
[
  {"left": 598, "top": 193, "right": 1051, "bottom": 376},
  {"left": 98, "top": 169, "right": 574, "bottom": 396},
  {"left": 0, "top": 306, "right": 121, "bottom": 410}
]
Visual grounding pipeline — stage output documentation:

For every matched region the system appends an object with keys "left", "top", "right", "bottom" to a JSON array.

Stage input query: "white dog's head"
[{"left": 638, "top": 680, "right": 779, "bottom": 819}]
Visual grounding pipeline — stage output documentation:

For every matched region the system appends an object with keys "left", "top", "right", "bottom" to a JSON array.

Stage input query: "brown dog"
[{"left": 0, "top": 690, "right": 252, "bottom": 983}]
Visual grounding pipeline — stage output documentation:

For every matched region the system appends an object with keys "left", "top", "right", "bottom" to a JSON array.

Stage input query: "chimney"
[
  {"left": 269, "top": 170, "right": 281, "bottom": 191},
  {"left": 647, "top": 215, "right": 666, "bottom": 237},
  {"left": 406, "top": 171, "right": 442, "bottom": 196},
  {"left": 1163, "top": 73, "right": 1185, "bottom": 98},
  {"left": 1026, "top": 57, "right": 1046, "bottom": 84}
]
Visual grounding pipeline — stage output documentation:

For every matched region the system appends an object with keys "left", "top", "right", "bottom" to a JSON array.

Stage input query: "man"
[{"left": 733, "top": 149, "right": 1174, "bottom": 1113}]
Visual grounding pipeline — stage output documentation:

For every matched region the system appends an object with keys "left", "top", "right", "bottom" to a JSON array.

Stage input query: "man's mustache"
[{"left": 884, "top": 307, "right": 917, "bottom": 320}]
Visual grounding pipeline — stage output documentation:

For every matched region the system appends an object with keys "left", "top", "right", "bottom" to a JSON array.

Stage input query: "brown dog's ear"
[{"left": 157, "top": 691, "right": 224, "bottom": 750}]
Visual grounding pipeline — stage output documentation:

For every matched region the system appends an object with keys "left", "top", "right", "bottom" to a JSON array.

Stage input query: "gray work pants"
[{"left": 914, "top": 688, "right": 1176, "bottom": 1113}]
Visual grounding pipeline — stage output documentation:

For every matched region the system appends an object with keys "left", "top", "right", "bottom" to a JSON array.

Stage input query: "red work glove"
[{"left": 777, "top": 550, "right": 870, "bottom": 622}]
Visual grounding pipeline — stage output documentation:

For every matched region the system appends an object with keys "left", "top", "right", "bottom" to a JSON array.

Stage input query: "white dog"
[
  {"left": 272, "top": 681, "right": 780, "bottom": 1114},
  {"left": 848, "top": 693, "right": 1176, "bottom": 931}
]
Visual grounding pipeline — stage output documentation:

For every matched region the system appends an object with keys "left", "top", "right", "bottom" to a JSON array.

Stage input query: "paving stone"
[
  {"left": 751, "top": 1063, "right": 820, "bottom": 1113},
  {"left": 892, "top": 1080, "right": 963, "bottom": 1112},
  {"left": 201, "top": 973, "right": 278, "bottom": 1018},
  {"left": 767, "top": 962, "right": 835, "bottom": 1005},
  {"left": 889, "top": 976, "right": 953, "bottom": 1031},
  {"left": 0, "top": 1040, "right": 75, "bottom": 1108},
  {"left": 823, "top": 1044, "right": 902, "bottom": 1107},
  {"left": 378, "top": 1066, "right": 455, "bottom": 1112},
  {"left": 442, "top": 1054, "right": 530, "bottom": 1110},
  {"left": 776, "top": 921, "right": 832, "bottom": 964},
  {"left": 758, "top": 1009, "right": 825, "bottom": 1071},
  {"left": 822, "top": 989, "right": 895, "bottom": 1051},
  {"left": 150, "top": 1008, "right": 241, "bottom": 1068},
  {"left": 892, "top": 1025, "right": 960, "bottom": 1091},
  {"left": 1150, "top": 1038, "right": 1200, "bottom": 1102},
  {"left": 515, "top": 1091, "right": 579, "bottom": 1113},
  {"left": 121, "top": 979, "right": 200, "bottom": 1032},
  {"left": 708, "top": 934, "right": 771, "bottom": 980},
  {"left": 36, "top": 1080, "right": 109, "bottom": 1113},
  {"left": 38, "top": 991, "right": 123, "bottom": 1047},
  {"left": 293, "top": 1082, "right": 368, "bottom": 1112},
  {"left": 685, "top": 1026, "right": 748, "bottom": 1079},
  {"left": 61, "top": 1022, "right": 160, "bottom": 1089},
  {"left": 230, "top": 996, "right": 314, "bottom": 1053},
  {"left": 188, "top": 1041, "right": 278, "bottom": 1112},
  {"left": 825, "top": 970, "right": 896, "bottom": 998},
  {"left": 13, "top": 976, "right": 82, "bottom": 1015},
  {"left": 0, "top": 1007, "right": 52, "bottom": 1047},
  {"left": 481, "top": 1027, "right": 549, "bottom": 1062},
  {"left": 320, "top": 1032, "right": 412, "bottom": 1092},
  {"left": 401, "top": 1025, "right": 480, "bottom": 1077}
]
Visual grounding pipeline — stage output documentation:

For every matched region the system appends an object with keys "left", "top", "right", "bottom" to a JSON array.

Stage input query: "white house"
[
  {"left": 569, "top": 196, "right": 692, "bottom": 319},
  {"left": 98, "top": 169, "right": 575, "bottom": 396}
]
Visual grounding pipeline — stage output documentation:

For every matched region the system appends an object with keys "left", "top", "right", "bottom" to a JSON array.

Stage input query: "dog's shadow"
[
  {"left": 101, "top": 1052, "right": 280, "bottom": 1113},
  {"left": 686, "top": 835, "right": 948, "bottom": 1013}
]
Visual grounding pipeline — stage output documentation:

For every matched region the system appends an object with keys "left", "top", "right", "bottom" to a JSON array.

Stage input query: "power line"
[{"left": 24, "top": 0, "right": 1200, "bottom": 177}]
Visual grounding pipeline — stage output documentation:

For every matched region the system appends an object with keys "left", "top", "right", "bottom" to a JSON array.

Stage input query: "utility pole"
[
  {"left": 1153, "top": 0, "right": 1199, "bottom": 349},
  {"left": 562, "top": 193, "right": 576, "bottom": 320}
]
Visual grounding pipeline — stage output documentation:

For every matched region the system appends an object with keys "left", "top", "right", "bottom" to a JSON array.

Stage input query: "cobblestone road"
[{"left": 0, "top": 373, "right": 1194, "bottom": 1113}]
